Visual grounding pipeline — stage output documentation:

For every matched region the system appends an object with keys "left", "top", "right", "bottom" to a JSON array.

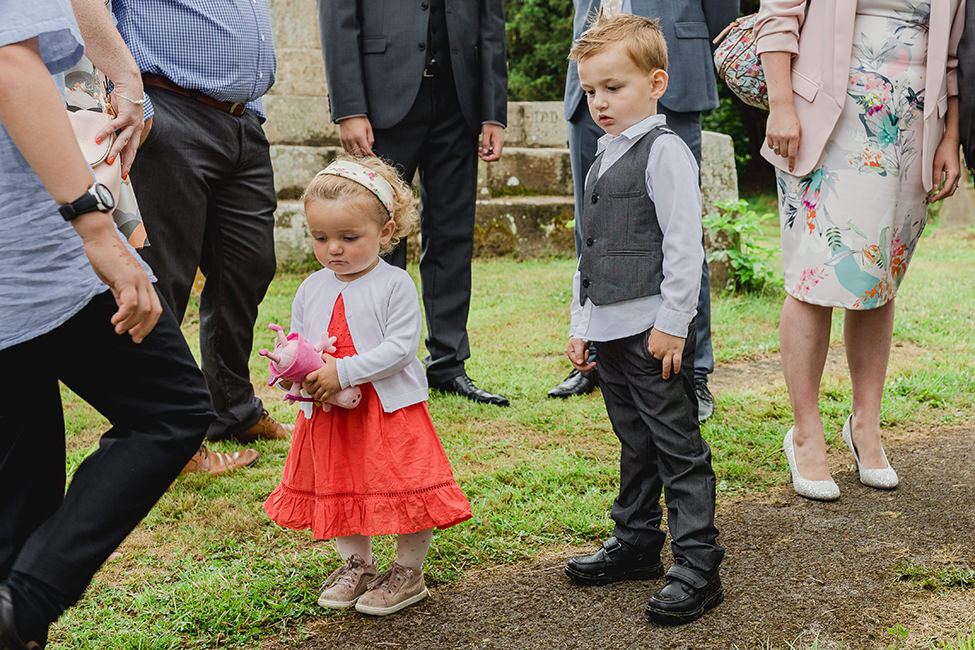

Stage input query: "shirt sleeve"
[
  {"left": 646, "top": 134, "right": 703, "bottom": 338},
  {"left": 0, "top": 0, "right": 83, "bottom": 73},
  {"left": 335, "top": 275, "right": 422, "bottom": 387}
]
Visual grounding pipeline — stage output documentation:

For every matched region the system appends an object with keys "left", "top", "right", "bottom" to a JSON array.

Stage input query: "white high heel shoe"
[
  {"left": 841, "top": 415, "right": 898, "bottom": 489},
  {"left": 783, "top": 428, "right": 840, "bottom": 501}
]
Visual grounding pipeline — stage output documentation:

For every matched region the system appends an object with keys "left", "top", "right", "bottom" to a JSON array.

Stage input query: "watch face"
[{"left": 93, "top": 183, "right": 116, "bottom": 210}]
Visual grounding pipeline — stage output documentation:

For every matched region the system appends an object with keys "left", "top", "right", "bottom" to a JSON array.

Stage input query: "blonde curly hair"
[{"left": 301, "top": 154, "right": 418, "bottom": 254}]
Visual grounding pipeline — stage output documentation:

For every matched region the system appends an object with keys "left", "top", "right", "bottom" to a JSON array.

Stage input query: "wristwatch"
[{"left": 58, "top": 182, "right": 116, "bottom": 221}]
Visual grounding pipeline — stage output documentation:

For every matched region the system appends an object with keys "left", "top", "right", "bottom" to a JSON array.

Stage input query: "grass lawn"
[{"left": 49, "top": 223, "right": 975, "bottom": 649}]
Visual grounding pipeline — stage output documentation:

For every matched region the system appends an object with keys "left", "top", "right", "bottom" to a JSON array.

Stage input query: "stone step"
[
  {"left": 270, "top": 143, "right": 574, "bottom": 200},
  {"left": 273, "top": 195, "right": 577, "bottom": 266},
  {"left": 263, "top": 95, "right": 570, "bottom": 149},
  {"left": 271, "top": 130, "right": 738, "bottom": 215}
]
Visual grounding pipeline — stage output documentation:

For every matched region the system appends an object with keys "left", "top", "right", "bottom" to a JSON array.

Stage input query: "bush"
[
  {"left": 703, "top": 198, "right": 777, "bottom": 293},
  {"left": 504, "top": 0, "right": 574, "bottom": 101}
]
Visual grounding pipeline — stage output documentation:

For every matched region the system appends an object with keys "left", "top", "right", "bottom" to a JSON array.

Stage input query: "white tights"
[{"left": 334, "top": 529, "right": 434, "bottom": 570}]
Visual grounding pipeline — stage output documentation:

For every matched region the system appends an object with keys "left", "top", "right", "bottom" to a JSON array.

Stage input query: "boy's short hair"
[{"left": 568, "top": 12, "right": 668, "bottom": 74}]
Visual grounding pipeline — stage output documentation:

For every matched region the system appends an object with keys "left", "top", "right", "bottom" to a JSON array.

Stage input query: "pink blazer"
[{"left": 755, "top": 0, "right": 967, "bottom": 190}]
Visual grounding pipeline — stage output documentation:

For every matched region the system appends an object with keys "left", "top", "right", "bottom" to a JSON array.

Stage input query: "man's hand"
[
  {"left": 304, "top": 354, "right": 342, "bottom": 402},
  {"left": 139, "top": 116, "right": 153, "bottom": 148},
  {"left": 567, "top": 337, "right": 596, "bottom": 373},
  {"left": 478, "top": 123, "right": 504, "bottom": 162},
  {"left": 647, "top": 328, "right": 685, "bottom": 380},
  {"left": 339, "top": 116, "right": 375, "bottom": 157},
  {"left": 75, "top": 212, "right": 161, "bottom": 342}
]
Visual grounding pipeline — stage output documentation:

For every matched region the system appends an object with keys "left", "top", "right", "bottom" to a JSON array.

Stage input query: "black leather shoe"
[
  {"left": 547, "top": 369, "right": 598, "bottom": 398},
  {"left": 0, "top": 585, "right": 43, "bottom": 650},
  {"left": 564, "top": 537, "right": 663, "bottom": 585},
  {"left": 429, "top": 373, "right": 509, "bottom": 406},
  {"left": 646, "top": 565, "right": 722, "bottom": 626}
]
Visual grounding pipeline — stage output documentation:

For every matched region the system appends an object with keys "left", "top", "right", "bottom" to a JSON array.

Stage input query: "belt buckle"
[{"left": 229, "top": 102, "right": 244, "bottom": 115}]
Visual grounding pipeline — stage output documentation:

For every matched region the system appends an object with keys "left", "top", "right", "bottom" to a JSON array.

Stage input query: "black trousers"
[
  {"left": 0, "top": 291, "right": 211, "bottom": 610},
  {"left": 596, "top": 323, "right": 724, "bottom": 577},
  {"left": 131, "top": 87, "right": 277, "bottom": 439},
  {"left": 371, "top": 73, "right": 478, "bottom": 383}
]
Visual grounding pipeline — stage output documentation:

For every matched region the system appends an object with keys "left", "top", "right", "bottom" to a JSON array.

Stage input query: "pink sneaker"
[
  {"left": 317, "top": 554, "right": 377, "bottom": 609},
  {"left": 354, "top": 562, "right": 429, "bottom": 616}
]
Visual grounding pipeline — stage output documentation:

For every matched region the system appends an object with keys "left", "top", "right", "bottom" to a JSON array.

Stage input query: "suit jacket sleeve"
[
  {"left": 755, "top": 0, "right": 807, "bottom": 56},
  {"left": 479, "top": 0, "right": 508, "bottom": 125},
  {"left": 319, "top": 0, "right": 368, "bottom": 122},
  {"left": 703, "top": 0, "right": 741, "bottom": 42}
]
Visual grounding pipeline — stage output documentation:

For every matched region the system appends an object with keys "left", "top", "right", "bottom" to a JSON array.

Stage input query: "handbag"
[
  {"left": 65, "top": 57, "right": 148, "bottom": 248},
  {"left": 712, "top": 13, "right": 769, "bottom": 110}
]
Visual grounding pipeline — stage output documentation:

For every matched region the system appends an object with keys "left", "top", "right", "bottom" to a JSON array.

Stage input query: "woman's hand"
[
  {"left": 761, "top": 51, "right": 802, "bottom": 172},
  {"left": 103, "top": 74, "right": 144, "bottom": 178},
  {"left": 929, "top": 97, "right": 962, "bottom": 203},
  {"left": 766, "top": 103, "right": 802, "bottom": 172},
  {"left": 929, "top": 135, "right": 962, "bottom": 202}
]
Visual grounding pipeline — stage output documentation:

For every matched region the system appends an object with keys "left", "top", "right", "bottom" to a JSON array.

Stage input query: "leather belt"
[{"left": 142, "top": 73, "right": 247, "bottom": 116}]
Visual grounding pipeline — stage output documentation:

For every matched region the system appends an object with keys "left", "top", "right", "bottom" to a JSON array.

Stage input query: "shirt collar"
[{"left": 596, "top": 113, "right": 667, "bottom": 154}]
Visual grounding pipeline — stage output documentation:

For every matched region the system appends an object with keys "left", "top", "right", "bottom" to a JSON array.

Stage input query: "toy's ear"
[{"left": 315, "top": 332, "right": 329, "bottom": 353}]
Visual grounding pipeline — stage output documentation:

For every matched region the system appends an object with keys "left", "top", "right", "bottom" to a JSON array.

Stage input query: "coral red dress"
[{"left": 264, "top": 295, "right": 472, "bottom": 539}]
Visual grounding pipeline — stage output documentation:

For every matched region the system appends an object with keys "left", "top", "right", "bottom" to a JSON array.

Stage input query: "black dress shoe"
[
  {"left": 0, "top": 586, "right": 43, "bottom": 650},
  {"left": 646, "top": 565, "right": 722, "bottom": 626},
  {"left": 564, "top": 537, "right": 663, "bottom": 585},
  {"left": 429, "top": 373, "right": 509, "bottom": 406},
  {"left": 547, "top": 369, "right": 599, "bottom": 398}
]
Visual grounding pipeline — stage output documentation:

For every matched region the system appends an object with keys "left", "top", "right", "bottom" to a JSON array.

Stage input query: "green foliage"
[
  {"left": 504, "top": 0, "right": 574, "bottom": 101},
  {"left": 932, "top": 629, "right": 975, "bottom": 650},
  {"left": 895, "top": 560, "right": 975, "bottom": 591},
  {"left": 703, "top": 198, "right": 778, "bottom": 293}
]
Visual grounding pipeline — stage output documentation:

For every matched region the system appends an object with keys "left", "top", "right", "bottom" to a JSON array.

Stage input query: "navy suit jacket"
[{"left": 564, "top": 0, "right": 740, "bottom": 120}]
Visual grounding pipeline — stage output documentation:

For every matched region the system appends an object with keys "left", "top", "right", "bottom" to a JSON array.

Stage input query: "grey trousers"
[
  {"left": 568, "top": 101, "right": 714, "bottom": 380},
  {"left": 595, "top": 324, "right": 724, "bottom": 577},
  {"left": 130, "top": 87, "right": 277, "bottom": 440}
]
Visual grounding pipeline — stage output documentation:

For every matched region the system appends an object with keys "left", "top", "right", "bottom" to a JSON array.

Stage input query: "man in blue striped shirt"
[{"left": 113, "top": 0, "right": 293, "bottom": 451}]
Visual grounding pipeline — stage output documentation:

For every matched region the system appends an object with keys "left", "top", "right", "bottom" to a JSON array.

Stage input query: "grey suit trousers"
[{"left": 595, "top": 323, "right": 723, "bottom": 577}]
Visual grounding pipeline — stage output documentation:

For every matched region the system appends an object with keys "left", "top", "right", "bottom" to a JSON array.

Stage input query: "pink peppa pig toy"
[{"left": 259, "top": 323, "right": 362, "bottom": 412}]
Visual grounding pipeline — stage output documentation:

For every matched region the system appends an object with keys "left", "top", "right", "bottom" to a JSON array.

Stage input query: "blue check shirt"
[{"left": 112, "top": 0, "right": 276, "bottom": 120}]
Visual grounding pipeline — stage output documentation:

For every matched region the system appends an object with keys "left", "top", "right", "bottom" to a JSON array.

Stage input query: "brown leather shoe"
[
  {"left": 233, "top": 409, "right": 293, "bottom": 443},
  {"left": 180, "top": 445, "right": 259, "bottom": 476}
]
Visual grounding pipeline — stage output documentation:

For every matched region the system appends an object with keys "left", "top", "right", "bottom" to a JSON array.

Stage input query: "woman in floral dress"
[{"left": 755, "top": 0, "right": 965, "bottom": 500}]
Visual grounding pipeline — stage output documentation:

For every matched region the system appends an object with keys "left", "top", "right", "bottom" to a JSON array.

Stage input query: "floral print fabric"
[{"left": 776, "top": 0, "right": 930, "bottom": 309}]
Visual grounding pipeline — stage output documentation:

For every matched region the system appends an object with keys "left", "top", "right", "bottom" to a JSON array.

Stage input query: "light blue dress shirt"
[{"left": 112, "top": 0, "right": 276, "bottom": 119}]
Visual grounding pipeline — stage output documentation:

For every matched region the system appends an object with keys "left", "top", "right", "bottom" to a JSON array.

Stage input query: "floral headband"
[{"left": 316, "top": 160, "right": 395, "bottom": 215}]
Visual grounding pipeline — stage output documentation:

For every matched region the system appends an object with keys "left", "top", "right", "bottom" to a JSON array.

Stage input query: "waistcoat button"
[
  {"left": 582, "top": 278, "right": 590, "bottom": 288},
  {"left": 591, "top": 193, "right": 599, "bottom": 204},
  {"left": 586, "top": 238, "right": 594, "bottom": 246}
]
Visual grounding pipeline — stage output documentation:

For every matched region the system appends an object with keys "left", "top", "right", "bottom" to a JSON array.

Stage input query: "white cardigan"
[{"left": 290, "top": 260, "right": 428, "bottom": 412}]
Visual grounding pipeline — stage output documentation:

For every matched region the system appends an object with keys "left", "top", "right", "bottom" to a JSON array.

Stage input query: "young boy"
[{"left": 562, "top": 13, "right": 724, "bottom": 626}]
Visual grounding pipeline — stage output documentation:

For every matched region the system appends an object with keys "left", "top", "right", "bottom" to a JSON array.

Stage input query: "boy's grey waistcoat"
[{"left": 578, "top": 126, "right": 671, "bottom": 306}]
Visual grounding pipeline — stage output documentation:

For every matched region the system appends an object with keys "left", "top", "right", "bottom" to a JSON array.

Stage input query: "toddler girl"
[{"left": 263, "top": 156, "right": 472, "bottom": 616}]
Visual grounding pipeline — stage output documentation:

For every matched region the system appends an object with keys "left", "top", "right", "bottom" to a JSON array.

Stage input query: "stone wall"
[{"left": 265, "top": 0, "right": 740, "bottom": 266}]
